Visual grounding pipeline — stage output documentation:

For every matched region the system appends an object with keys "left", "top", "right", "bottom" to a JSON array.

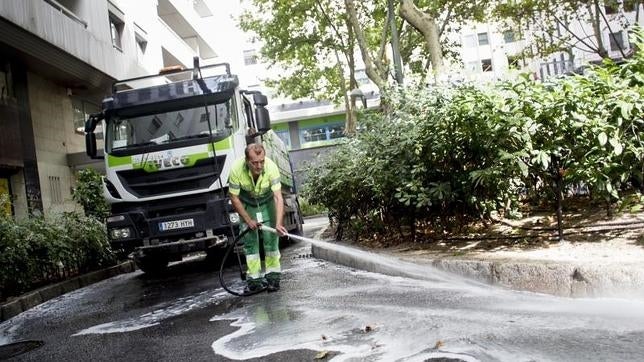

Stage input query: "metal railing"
[{"left": 43, "top": 0, "right": 88, "bottom": 28}]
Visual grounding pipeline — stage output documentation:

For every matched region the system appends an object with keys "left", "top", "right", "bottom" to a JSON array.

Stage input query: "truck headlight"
[
  {"left": 110, "top": 227, "right": 131, "bottom": 239},
  {"left": 228, "top": 212, "right": 240, "bottom": 224}
]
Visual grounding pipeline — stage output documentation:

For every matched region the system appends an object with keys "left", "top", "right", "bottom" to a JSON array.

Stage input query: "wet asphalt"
[{"left": 1, "top": 216, "right": 644, "bottom": 361}]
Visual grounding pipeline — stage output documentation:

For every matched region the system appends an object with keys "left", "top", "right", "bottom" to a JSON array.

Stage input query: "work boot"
[
  {"left": 243, "top": 278, "right": 266, "bottom": 294},
  {"left": 265, "top": 272, "right": 281, "bottom": 292}
]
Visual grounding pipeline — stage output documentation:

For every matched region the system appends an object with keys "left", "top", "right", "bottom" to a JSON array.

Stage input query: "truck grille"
[{"left": 116, "top": 156, "right": 226, "bottom": 197}]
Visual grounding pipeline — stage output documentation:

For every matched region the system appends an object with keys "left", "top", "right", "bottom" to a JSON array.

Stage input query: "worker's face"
[{"left": 247, "top": 152, "right": 265, "bottom": 177}]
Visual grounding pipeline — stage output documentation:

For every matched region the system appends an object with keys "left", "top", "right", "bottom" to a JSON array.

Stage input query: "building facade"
[
  {"left": 0, "top": 0, "right": 218, "bottom": 218},
  {"left": 458, "top": 3, "right": 643, "bottom": 82}
]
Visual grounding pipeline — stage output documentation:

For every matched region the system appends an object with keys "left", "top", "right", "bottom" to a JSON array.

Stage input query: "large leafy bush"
[{"left": 304, "top": 28, "right": 644, "bottom": 241}]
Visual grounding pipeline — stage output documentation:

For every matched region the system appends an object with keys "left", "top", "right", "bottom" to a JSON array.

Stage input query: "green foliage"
[
  {"left": 72, "top": 169, "right": 109, "bottom": 221},
  {"left": 239, "top": 0, "right": 354, "bottom": 103},
  {"left": 0, "top": 212, "right": 115, "bottom": 300},
  {"left": 304, "top": 28, "right": 644, "bottom": 241},
  {"left": 299, "top": 197, "right": 328, "bottom": 217}
]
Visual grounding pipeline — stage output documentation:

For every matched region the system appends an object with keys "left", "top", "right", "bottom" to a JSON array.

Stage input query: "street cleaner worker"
[{"left": 228, "top": 144, "right": 288, "bottom": 293}]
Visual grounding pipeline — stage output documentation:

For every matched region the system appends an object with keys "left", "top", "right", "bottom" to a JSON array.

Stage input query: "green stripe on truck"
[
  {"left": 107, "top": 155, "right": 132, "bottom": 167},
  {"left": 208, "top": 137, "right": 232, "bottom": 151}
]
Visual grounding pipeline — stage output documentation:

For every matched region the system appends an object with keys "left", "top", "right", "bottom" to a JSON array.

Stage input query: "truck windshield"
[{"left": 107, "top": 101, "right": 232, "bottom": 152}]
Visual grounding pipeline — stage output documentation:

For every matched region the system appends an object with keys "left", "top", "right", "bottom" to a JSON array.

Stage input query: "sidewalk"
[
  {"left": 0, "top": 261, "right": 135, "bottom": 322},
  {"left": 310, "top": 221, "right": 644, "bottom": 300}
]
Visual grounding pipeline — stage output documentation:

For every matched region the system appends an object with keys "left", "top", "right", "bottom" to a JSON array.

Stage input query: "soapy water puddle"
[{"left": 208, "top": 254, "right": 644, "bottom": 361}]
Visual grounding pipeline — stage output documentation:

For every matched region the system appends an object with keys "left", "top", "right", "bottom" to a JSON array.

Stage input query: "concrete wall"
[
  {"left": 9, "top": 171, "right": 28, "bottom": 220},
  {"left": 28, "top": 72, "right": 79, "bottom": 215},
  {"left": 289, "top": 144, "right": 338, "bottom": 191}
]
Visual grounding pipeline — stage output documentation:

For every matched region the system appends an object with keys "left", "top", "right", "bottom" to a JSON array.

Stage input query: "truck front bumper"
[{"left": 106, "top": 192, "right": 239, "bottom": 254}]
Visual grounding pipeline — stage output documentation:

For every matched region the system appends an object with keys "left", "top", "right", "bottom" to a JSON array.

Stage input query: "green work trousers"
[{"left": 240, "top": 200, "right": 281, "bottom": 281}]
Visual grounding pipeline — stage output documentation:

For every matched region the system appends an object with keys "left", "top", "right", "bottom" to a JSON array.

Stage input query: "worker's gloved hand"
[
  {"left": 276, "top": 224, "right": 288, "bottom": 237},
  {"left": 246, "top": 219, "right": 261, "bottom": 230}
]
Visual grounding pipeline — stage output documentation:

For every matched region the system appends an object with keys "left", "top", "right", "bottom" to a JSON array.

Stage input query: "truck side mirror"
[
  {"left": 255, "top": 106, "right": 270, "bottom": 133},
  {"left": 85, "top": 113, "right": 105, "bottom": 160},
  {"left": 253, "top": 93, "right": 268, "bottom": 107},
  {"left": 252, "top": 93, "right": 270, "bottom": 133},
  {"left": 86, "top": 132, "right": 98, "bottom": 158}
]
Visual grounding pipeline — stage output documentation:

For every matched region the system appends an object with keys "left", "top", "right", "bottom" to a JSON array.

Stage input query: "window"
[
  {"left": 482, "top": 59, "right": 493, "bottom": 72},
  {"left": 328, "top": 124, "right": 344, "bottom": 139},
  {"left": 466, "top": 61, "right": 480, "bottom": 72},
  {"left": 503, "top": 31, "right": 516, "bottom": 43},
  {"left": 610, "top": 31, "right": 624, "bottom": 52},
  {"left": 135, "top": 33, "right": 147, "bottom": 62},
  {"left": 300, "top": 123, "right": 345, "bottom": 145},
  {"left": 48, "top": 176, "right": 62, "bottom": 204},
  {"left": 275, "top": 130, "right": 291, "bottom": 148},
  {"left": 109, "top": 13, "right": 124, "bottom": 50},
  {"left": 243, "top": 49, "right": 258, "bottom": 66},
  {"left": 477, "top": 32, "right": 489, "bottom": 46},
  {"left": 301, "top": 127, "right": 327, "bottom": 143},
  {"left": 72, "top": 98, "right": 100, "bottom": 134},
  {"left": 463, "top": 34, "right": 477, "bottom": 48}
]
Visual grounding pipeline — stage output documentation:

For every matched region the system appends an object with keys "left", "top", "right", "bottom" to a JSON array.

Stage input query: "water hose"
[{"left": 219, "top": 225, "right": 306, "bottom": 297}]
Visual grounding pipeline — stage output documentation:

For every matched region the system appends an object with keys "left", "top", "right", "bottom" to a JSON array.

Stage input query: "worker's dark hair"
[{"left": 245, "top": 144, "right": 265, "bottom": 159}]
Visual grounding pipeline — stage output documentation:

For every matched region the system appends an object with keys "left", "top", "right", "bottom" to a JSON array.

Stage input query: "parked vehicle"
[{"left": 85, "top": 59, "right": 302, "bottom": 273}]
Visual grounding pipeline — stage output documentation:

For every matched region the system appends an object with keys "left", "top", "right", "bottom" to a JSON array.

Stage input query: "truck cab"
[{"left": 85, "top": 61, "right": 302, "bottom": 273}]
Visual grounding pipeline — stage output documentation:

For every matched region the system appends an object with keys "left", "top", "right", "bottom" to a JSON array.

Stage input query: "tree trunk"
[
  {"left": 398, "top": 0, "right": 443, "bottom": 81},
  {"left": 344, "top": 0, "right": 387, "bottom": 93},
  {"left": 334, "top": 50, "right": 355, "bottom": 136},
  {"left": 589, "top": 1, "right": 609, "bottom": 58}
]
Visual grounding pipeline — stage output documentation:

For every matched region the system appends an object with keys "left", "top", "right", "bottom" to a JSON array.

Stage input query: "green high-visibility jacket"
[{"left": 227, "top": 157, "right": 281, "bottom": 204}]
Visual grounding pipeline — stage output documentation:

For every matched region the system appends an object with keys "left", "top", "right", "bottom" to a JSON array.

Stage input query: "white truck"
[{"left": 85, "top": 60, "right": 303, "bottom": 273}]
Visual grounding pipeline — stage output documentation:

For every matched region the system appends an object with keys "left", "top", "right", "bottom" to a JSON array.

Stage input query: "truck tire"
[{"left": 135, "top": 256, "right": 169, "bottom": 274}]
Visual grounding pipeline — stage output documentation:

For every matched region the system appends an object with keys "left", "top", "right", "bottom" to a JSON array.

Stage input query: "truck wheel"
[{"left": 135, "top": 256, "right": 169, "bottom": 274}]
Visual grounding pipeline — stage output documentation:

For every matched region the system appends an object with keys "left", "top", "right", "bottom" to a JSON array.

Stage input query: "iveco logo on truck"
[{"left": 84, "top": 58, "right": 303, "bottom": 273}]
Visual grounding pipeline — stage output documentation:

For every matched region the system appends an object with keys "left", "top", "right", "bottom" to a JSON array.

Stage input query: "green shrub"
[
  {"left": 0, "top": 212, "right": 115, "bottom": 300},
  {"left": 73, "top": 169, "right": 109, "bottom": 221},
  {"left": 298, "top": 197, "right": 327, "bottom": 217}
]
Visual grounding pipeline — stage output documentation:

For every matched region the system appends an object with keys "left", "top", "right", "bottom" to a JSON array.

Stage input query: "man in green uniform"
[{"left": 228, "top": 144, "right": 287, "bottom": 293}]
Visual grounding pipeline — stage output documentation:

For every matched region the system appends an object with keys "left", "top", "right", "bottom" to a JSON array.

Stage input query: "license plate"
[{"left": 159, "top": 218, "right": 194, "bottom": 231}]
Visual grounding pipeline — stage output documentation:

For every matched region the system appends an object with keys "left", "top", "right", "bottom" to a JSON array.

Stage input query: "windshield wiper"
[
  {"left": 171, "top": 134, "right": 213, "bottom": 142},
  {"left": 122, "top": 141, "right": 157, "bottom": 148}
]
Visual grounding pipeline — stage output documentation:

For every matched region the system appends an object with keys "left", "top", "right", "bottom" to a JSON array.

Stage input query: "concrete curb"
[
  {"left": 0, "top": 261, "right": 135, "bottom": 322},
  {"left": 311, "top": 241, "right": 644, "bottom": 300}
]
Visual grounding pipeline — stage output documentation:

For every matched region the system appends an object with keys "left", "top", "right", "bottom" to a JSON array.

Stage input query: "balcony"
[
  {"left": 0, "top": 0, "right": 119, "bottom": 89},
  {"left": 158, "top": 17, "right": 197, "bottom": 68},
  {"left": 157, "top": 0, "right": 217, "bottom": 61}
]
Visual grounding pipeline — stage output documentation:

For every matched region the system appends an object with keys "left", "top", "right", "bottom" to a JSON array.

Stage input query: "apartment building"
[
  {"left": 0, "top": 0, "right": 218, "bottom": 218},
  {"left": 459, "top": 3, "right": 643, "bottom": 82}
]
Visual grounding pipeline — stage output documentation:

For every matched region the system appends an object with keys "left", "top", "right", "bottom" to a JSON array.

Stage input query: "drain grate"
[{"left": 0, "top": 340, "right": 44, "bottom": 359}]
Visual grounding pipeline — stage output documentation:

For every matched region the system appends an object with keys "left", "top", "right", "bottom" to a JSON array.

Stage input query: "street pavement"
[{"left": 1, "top": 216, "right": 644, "bottom": 361}]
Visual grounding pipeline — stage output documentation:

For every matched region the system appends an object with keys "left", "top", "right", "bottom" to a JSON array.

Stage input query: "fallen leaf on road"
[
  {"left": 434, "top": 340, "right": 444, "bottom": 349},
  {"left": 321, "top": 335, "right": 327, "bottom": 341},
  {"left": 315, "top": 350, "right": 329, "bottom": 359},
  {"left": 364, "top": 325, "right": 373, "bottom": 333}
]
